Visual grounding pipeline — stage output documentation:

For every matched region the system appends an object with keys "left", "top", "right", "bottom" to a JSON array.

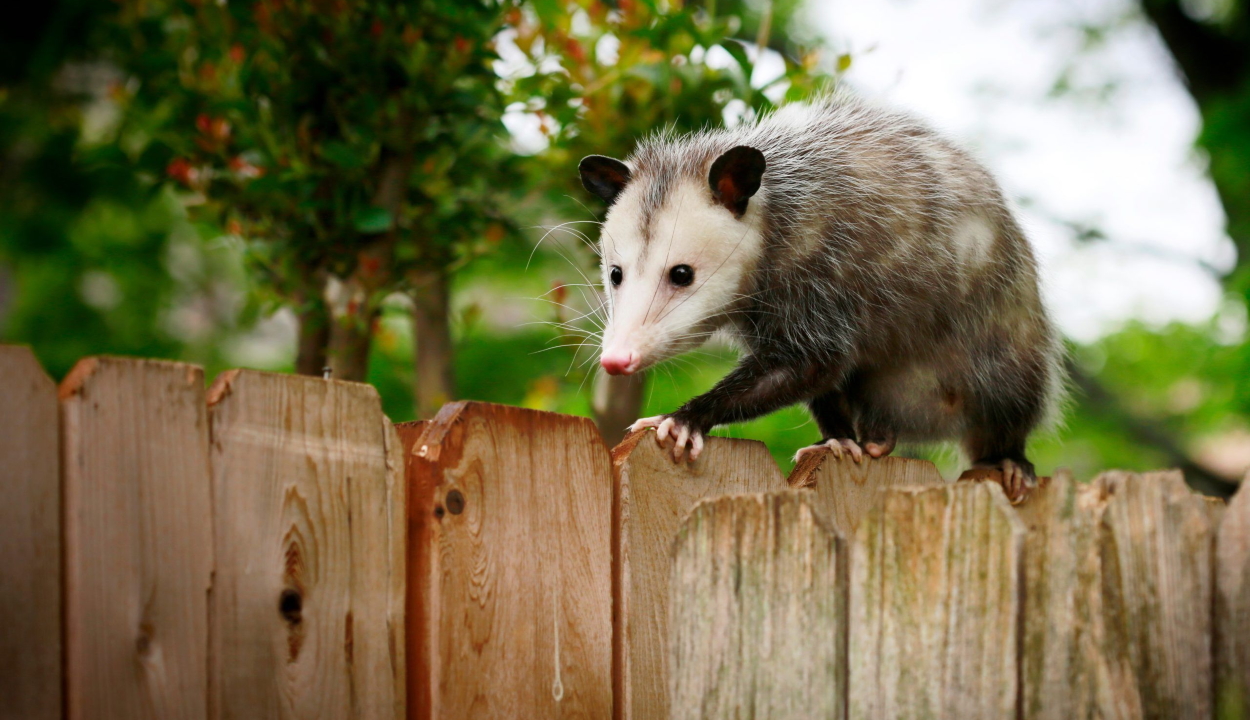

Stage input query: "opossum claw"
[
  {"left": 628, "top": 415, "right": 667, "bottom": 433},
  {"left": 633, "top": 414, "right": 704, "bottom": 463},
  {"left": 795, "top": 438, "right": 864, "bottom": 463},
  {"left": 656, "top": 417, "right": 676, "bottom": 443},
  {"left": 1000, "top": 458, "right": 1037, "bottom": 504},
  {"left": 689, "top": 432, "right": 705, "bottom": 461}
]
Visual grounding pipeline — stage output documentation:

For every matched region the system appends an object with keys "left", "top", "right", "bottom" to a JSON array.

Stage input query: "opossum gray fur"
[{"left": 579, "top": 91, "right": 1063, "bottom": 498}]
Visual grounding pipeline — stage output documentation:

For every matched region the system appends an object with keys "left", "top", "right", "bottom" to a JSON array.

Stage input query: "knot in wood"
[
  {"left": 279, "top": 588, "right": 303, "bottom": 625},
  {"left": 446, "top": 489, "right": 465, "bottom": 515}
]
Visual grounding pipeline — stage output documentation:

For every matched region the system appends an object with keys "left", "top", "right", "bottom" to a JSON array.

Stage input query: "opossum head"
[{"left": 580, "top": 146, "right": 767, "bottom": 375}]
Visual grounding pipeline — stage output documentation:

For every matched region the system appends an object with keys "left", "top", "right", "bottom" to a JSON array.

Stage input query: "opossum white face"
[{"left": 580, "top": 146, "right": 767, "bottom": 375}]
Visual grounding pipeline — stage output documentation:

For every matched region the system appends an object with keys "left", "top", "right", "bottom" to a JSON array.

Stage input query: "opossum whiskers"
[
  {"left": 564, "top": 194, "right": 619, "bottom": 259},
  {"left": 526, "top": 220, "right": 603, "bottom": 268},
  {"left": 525, "top": 295, "right": 606, "bottom": 333}
]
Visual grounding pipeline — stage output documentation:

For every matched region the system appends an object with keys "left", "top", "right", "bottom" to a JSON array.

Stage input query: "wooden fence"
[{"left": 1, "top": 345, "right": 1248, "bottom": 720}]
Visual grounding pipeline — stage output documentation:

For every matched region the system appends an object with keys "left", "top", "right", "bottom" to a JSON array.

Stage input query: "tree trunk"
[
  {"left": 293, "top": 269, "right": 330, "bottom": 376},
  {"left": 294, "top": 295, "right": 330, "bottom": 376},
  {"left": 411, "top": 268, "right": 455, "bottom": 419},
  {"left": 593, "top": 372, "right": 646, "bottom": 448},
  {"left": 327, "top": 276, "right": 376, "bottom": 382}
]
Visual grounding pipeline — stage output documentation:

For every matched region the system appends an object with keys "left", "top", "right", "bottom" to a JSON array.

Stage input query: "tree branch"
[
  {"left": 1139, "top": 0, "right": 1250, "bottom": 104},
  {"left": 1065, "top": 356, "right": 1239, "bottom": 498}
]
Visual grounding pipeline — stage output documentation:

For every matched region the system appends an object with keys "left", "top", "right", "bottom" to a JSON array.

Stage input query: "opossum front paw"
[
  {"left": 795, "top": 438, "right": 865, "bottom": 464},
  {"left": 632, "top": 414, "right": 705, "bottom": 462}
]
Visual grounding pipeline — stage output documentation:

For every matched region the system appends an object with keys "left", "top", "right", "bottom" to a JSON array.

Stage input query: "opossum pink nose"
[{"left": 600, "top": 351, "right": 640, "bottom": 376}]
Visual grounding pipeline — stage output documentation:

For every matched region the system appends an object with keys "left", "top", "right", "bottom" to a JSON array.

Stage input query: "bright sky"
[{"left": 810, "top": 0, "right": 1238, "bottom": 342}]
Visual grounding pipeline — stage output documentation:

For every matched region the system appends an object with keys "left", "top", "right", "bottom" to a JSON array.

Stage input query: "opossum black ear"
[
  {"left": 709, "top": 145, "right": 766, "bottom": 216},
  {"left": 579, "top": 156, "right": 632, "bottom": 206}
]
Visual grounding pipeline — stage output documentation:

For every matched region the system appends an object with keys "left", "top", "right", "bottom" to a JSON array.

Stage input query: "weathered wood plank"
[
  {"left": 406, "top": 402, "right": 612, "bottom": 719},
  {"left": 1093, "top": 470, "right": 1219, "bottom": 720},
  {"left": 1015, "top": 470, "right": 1109, "bottom": 720},
  {"left": 0, "top": 346, "right": 61, "bottom": 720},
  {"left": 849, "top": 481, "right": 1024, "bottom": 720},
  {"left": 669, "top": 490, "right": 845, "bottom": 720},
  {"left": 788, "top": 449, "right": 944, "bottom": 537},
  {"left": 1216, "top": 473, "right": 1250, "bottom": 719},
  {"left": 612, "top": 429, "right": 786, "bottom": 720},
  {"left": 60, "top": 357, "right": 213, "bottom": 720},
  {"left": 207, "top": 370, "right": 405, "bottom": 720}
]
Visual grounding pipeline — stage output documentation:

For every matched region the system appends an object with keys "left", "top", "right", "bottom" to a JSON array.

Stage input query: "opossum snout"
[{"left": 600, "top": 349, "right": 641, "bottom": 376}]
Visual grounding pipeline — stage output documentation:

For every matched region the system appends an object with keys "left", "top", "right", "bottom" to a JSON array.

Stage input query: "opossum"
[{"left": 579, "top": 92, "right": 1062, "bottom": 500}]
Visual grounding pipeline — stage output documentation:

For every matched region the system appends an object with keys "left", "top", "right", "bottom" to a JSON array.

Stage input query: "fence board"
[
  {"left": 611, "top": 429, "right": 786, "bottom": 720},
  {"left": 788, "top": 449, "right": 944, "bottom": 537},
  {"left": 1096, "top": 470, "right": 1219, "bottom": 720},
  {"left": 1015, "top": 470, "right": 1109, "bottom": 720},
  {"left": 669, "top": 490, "right": 845, "bottom": 720},
  {"left": 0, "top": 346, "right": 61, "bottom": 720},
  {"left": 1216, "top": 473, "right": 1250, "bottom": 719},
  {"left": 405, "top": 402, "right": 612, "bottom": 719},
  {"left": 60, "top": 357, "right": 213, "bottom": 720},
  {"left": 849, "top": 481, "right": 1024, "bottom": 720},
  {"left": 206, "top": 370, "right": 405, "bottom": 720}
]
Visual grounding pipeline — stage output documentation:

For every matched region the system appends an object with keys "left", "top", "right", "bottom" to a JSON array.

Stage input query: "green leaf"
[
  {"left": 321, "top": 141, "right": 367, "bottom": 169},
  {"left": 354, "top": 206, "right": 393, "bottom": 234}
]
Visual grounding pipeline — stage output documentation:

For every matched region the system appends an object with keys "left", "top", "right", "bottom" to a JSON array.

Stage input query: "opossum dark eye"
[
  {"left": 669, "top": 264, "right": 694, "bottom": 287},
  {"left": 610, "top": 265, "right": 623, "bottom": 287}
]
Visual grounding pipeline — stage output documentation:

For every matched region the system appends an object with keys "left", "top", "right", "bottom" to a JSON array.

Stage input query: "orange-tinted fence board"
[
  {"left": 0, "top": 345, "right": 61, "bottom": 720},
  {"left": 1217, "top": 472, "right": 1250, "bottom": 718},
  {"left": 61, "top": 357, "right": 214, "bottom": 720},
  {"left": 404, "top": 402, "right": 612, "bottom": 719},
  {"left": 611, "top": 430, "right": 786, "bottom": 720},
  {"left": 207, "top": 370, "right": 406, "bottom": 720},
  {"left": 788, "top": 450, "right": 944, "bottom": 537},
  {"left": 1095, "top": 470, "right": 1221, "bottom": 720},
  {"left": 669, "top": 490, "right": 846, "bottom": 720},
  {"left": 849, "top": 481, "right": 1024, "bottom": 720}
]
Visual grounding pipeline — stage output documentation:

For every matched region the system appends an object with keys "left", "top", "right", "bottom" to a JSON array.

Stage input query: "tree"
[{"left": 109, "top": 0, "right": 529, "bottom": 423}]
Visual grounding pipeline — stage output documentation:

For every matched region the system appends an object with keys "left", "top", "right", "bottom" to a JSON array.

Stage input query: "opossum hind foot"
[
  {"left": 969, "top": 457, "right": 1037, "bottom": 504},
  {"left": 795, "top": 437, "right": 866, "bottom": 464}
]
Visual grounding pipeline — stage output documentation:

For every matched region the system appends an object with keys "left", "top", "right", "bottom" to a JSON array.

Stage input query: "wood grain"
[
  {"left": 1015, "top": 470, "right": 1110, "bottom": 720},
  {"left": 0, "top": 345, "right": 61, "bottom": 720},
  {"left": 406, "top": 402, "right": 612, "bottom": 719},
  {"left": 669, "top": 490, "right": 845, "bottom": 720},
  {"left": 788, "top": 448, "right": 944, "bottom": 537},
  {"left": 1216, "top": 473, "right": 1250, "bottom": 719},
  {"left": 60, "top": 357, "right": 214, "bottom": 720},
  {"left": 1094, "top": 470, "right": 1219, "bottom": 720},
  {"left": 207, "top": 370, "right": 405, "bottom": 720},
  {"left": 612, "top": 429, "right": 786, "bottom": 720},
  {"left": 849, "top": 481, "right": 1024, "bottom": 720}
]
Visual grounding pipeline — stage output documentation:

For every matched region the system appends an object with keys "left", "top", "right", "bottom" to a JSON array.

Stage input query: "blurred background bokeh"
[{"left": 2, "top": 0, "right": 1248, "bottom": 493}]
